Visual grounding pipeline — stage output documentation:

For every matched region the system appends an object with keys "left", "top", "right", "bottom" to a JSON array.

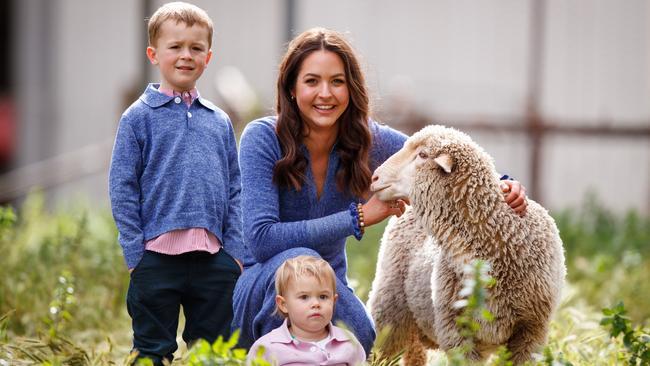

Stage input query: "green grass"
[
  {"left": 1, "top": 193, "right": 649, "bottom": 364},
  {"left": 0, "top": 193, "right": 132, "bottom": 363}
]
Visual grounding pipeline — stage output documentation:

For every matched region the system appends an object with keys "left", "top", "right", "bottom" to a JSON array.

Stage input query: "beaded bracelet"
[
  {"left": 357, "top": 203, "right": 365, "bottom": 236},
  {"left": 349, "top": 202, "right": 365, "bottom": 240}
]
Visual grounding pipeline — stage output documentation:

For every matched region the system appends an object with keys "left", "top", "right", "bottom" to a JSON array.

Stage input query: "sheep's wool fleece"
[{"left": 368, "top": 125, "right": 566, "bottom": 365}]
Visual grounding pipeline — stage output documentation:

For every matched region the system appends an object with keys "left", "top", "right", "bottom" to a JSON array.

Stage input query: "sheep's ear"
[{"left": 434, "top": 153, "right": 454, "bottom": 173}]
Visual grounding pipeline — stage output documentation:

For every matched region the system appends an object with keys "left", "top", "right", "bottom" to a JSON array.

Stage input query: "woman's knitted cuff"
[{"left": 349, "top": 202, "right": 365, "bottom": 241}]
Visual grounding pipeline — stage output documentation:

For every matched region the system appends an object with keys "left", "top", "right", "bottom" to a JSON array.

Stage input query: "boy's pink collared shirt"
[
  {"left": 248, "top": 319, "right": 366, "bottom": 366},
  {"left": 158, "top": 86, "right": 198, "bottom": 107}
]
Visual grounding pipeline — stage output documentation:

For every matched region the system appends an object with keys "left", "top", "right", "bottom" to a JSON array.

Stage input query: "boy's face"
[
  {"left": 146, "top": 20, "right": 212, "bottom": 91},
  {"left": 276, "top": 274, "right": 337, "bottom": 341}
]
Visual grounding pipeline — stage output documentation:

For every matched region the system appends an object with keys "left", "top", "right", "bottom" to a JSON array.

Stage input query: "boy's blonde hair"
[
  {"left": 147, "top": 2, "right": 214, "bottom": 48},
  {"left": 274, "top": 256, "right": 337, "bottom": 317}
]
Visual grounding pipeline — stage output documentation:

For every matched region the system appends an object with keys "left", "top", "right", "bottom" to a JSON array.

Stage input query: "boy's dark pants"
[{"left": 127, "top": 250, "right": 241, "bottom": 365}]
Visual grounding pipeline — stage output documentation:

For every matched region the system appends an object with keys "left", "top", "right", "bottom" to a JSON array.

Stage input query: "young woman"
[{"left": 232, "top": 27, "right": 527, "bottom": 355}]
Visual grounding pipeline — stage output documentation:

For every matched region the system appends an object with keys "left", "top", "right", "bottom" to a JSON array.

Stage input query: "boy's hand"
[
  {"left": 235, "top": 258, "right": 243, "bottom": 273},
  {"left": 129, "top": 268, "right": 134, "bottom": 274}
]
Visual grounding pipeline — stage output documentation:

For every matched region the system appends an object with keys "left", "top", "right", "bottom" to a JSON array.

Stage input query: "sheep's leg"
[
  {"left": 402, "top": 333, "right": 427, "bottom": 366},
  {"left": 432, "top": 258, "right": 485, "bottom": 360},
  {"left": 368, "top": 211, "right": 426, "bottom": 361},
  {"left": 405, "top": 237, "right": 438, "bottom": 342},
  {"left": 372, "top": 319, "right": 425, "bottom": 365},
  {"left": 369, "top": 273, "right": 419, "bottom": 361},
  {"left": 432, "top": 257, "right": 464, "bottom": 350},
  {"left": 419, "top": 331, "right": 439, "bottom": 349},
  {"left": 506, "top": 322, "right": 547, "bottom": 365}
]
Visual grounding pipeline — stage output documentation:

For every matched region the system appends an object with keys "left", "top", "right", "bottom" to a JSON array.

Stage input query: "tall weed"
[{"left": 0, "top": 193, "right": 129, "bottom": 341}]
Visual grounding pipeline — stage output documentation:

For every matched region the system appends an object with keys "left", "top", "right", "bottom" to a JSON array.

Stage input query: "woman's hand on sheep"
[
  {"left": 362, "top": 195, "right": 407, "bottom": 226},
  {"left": 500, "top": 180, "right": 528, "bottom": 216}
]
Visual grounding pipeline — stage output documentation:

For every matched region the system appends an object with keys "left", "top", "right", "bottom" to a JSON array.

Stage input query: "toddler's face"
[
  {"left": 147, "top": 20, "right": 212, "bottom": 91},
  {"left": 277, "top": 274, "right": 337, "bottom": 341}
]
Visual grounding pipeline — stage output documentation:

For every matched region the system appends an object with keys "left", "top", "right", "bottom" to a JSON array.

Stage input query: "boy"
[
  {"left": 247, "top": 256, "right": 366, "bottom": 365},
  {"left": 109, "top": 2, "right": 244, "bottom": 365}
]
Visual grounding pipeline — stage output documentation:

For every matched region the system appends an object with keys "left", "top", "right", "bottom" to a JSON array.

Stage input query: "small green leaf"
[
  {"left": 212, "top": 335, "right": 225, "bottom": 355},
  {"left": 481, "top": 309, "right": 494, "bottom": 322},
  {"left": 224, "top": 329, "right": 240, "bottom": 350}
]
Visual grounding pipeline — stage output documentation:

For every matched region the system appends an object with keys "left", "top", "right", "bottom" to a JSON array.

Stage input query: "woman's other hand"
[{"left": 500, "top": 180, "right": 527, "bottom": 216}]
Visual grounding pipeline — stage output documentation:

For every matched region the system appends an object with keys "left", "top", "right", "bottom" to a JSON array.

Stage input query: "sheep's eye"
[{"left": 418, "top": 151, "right": 429, "bottom": 159}]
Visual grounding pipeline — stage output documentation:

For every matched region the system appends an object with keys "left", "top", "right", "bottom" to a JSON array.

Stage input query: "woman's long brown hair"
[{"left": 273, "top": 28, "right": 372, "bottom": 198}]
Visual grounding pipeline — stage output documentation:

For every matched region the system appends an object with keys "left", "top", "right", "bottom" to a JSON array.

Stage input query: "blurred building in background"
[{"left": 0, "top": 0, "right": 649, "bottom": 214}]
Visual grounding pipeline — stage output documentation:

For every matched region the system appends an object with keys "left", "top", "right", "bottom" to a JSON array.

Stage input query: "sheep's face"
[
  {"left": 371, "top": 125, "right": 463, "bottom": 201},
  {"left": 371, "top": 139, "right": 424, "bottom": 201},
  {"left": 372, "top": 125, "right": 492, "bottom": 206}
]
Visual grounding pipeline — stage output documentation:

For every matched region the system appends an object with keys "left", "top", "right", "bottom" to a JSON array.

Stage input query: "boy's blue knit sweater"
[{"left": 109, "top": 84, "right": 244, "bottom": 269}]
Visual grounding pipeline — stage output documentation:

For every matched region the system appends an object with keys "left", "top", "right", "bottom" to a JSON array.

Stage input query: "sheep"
[{"left": 367, "top": 125, "right": 566, "bottom": 365}]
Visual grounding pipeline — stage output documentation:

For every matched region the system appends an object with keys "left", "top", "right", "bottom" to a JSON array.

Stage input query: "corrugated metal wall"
[{"left": 5, "top": 0, "right": 649, "bottom": 213}]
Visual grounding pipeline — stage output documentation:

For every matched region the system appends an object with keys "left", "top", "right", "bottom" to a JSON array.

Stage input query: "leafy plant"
[
  {"left": 601, "top": 302, "right": 650, "bottom": 365},
  {"left": 180, "top": 330, "right": 269, "bottom": 366},
  {"left": 0, "top": 269, "right": 112, "bottom": 366},
  {"left": 445, "top": 260, "right": 511, "bottom": 366},
  {"left": 43, "top": 271, "right": 76, "bottom": 340},
  {"left": 555, "top": 193, "right": 650, "bottom": 323},
  {"left": 541, "top": 347, "right": 573, "bottom": 366},
  {"left": 0, "top": 206, "right": 16, "bottom": 239},
  {"left": 453, "top": 260, "right": 496, "bottom": 342},
  {"left": 1, "top": 193, "right": 128, "bottom": 339}
]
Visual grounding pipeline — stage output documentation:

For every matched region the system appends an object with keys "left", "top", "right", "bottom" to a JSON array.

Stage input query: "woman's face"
[{"left": 292, "top": 50, "right": 350, "bottom": 134}]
